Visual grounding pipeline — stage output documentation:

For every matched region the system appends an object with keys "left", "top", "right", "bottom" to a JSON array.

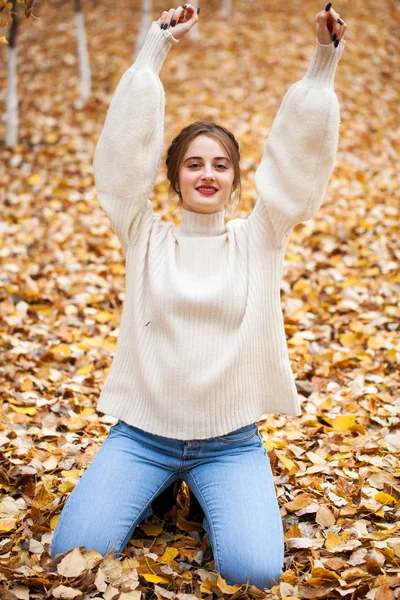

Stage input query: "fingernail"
[
  {"left": 197, "top": 7, "right": 200, "bottom": 13},
  {"left": 334, "top": 39, "right": 339, "bottom": 47},
  {"left": 171, "top": 19, "right": 176, "bottom": 26},
  {"left": 163, "top": 23, "right": 168, "bottom": 29},
  {"left": 338, "top": 18, "right": 343, "bottom": 24},
  {"left": 160, "top": 24, "right": 163, "bottom": 29},
  {"left": 325, "top": 2, "right": 332, "bottom": 10},
  {"left": 332, "top": 33, "right": 337, "bottom": 41}
]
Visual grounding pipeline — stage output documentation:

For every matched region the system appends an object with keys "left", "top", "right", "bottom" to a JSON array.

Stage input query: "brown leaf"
[{"left": 375, "top": 584, "right": 395, "bottom": 600}]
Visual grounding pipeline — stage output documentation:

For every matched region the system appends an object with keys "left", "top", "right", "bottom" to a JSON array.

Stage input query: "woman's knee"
[
  {"left": 220, "top": 566, "right": 283, "bottom": 590},
  {"left": 50, "top": 524, "right": 126, "bottom": 560},
  {"left": 218, "top": 555, "right": 284, "bottom": 590}
]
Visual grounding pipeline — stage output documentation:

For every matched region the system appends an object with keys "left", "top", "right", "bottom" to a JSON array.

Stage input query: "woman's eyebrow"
[{"left": 183, "top": 156, "right": 231, "bottom": 162}]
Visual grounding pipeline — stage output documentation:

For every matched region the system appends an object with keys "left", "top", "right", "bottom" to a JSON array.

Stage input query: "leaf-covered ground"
[{"left": 0, "top": 0, "right": 399, "bottom": 598}]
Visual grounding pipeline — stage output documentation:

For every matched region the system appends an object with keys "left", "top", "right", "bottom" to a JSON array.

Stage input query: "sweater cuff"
[
  {"left": 133, "top": 21, "right": 179, "bottom": 74},
  {"left": 302, "top": 37, "right": 345, "bottom": 89}
]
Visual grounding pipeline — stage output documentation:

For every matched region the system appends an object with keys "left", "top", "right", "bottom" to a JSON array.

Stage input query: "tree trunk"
[
  {"left": 75, "top": 0, "right": 91, "bottom": 105},
  {"left": 135, "top": 0, "right": 152, "bottom": 61},
  {"left": 6, "top": 0, "right": 19, "bottom": 148}
]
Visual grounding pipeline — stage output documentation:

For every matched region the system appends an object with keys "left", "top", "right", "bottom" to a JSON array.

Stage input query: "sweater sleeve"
[
  {"left": 248, "top": 38, "right": 346, "bottom": 248},
  {"left": 92, "top": 21, "right": 179, "bottom": 254}
]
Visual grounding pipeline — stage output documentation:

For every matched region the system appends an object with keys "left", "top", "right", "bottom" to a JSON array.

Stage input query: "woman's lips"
[{"left": 196, "top": 188, "right": 217, "bottom": 196}]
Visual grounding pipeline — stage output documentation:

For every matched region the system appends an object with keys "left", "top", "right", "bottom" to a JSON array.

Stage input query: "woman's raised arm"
[
  {"left": 248, "top": 4, "right": 348, "bottom": 248},
  {"left": 93, "top": 5, "right": 199, "bottom": 256}
]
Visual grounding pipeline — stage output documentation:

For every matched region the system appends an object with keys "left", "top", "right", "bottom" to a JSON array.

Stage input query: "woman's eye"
[{"left": 188, "top": 164, "right": 227, "bottom": 169}]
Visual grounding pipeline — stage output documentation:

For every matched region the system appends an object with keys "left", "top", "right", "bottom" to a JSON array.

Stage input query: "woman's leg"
[
  {"left": 50, "top": 421, "right": 181, "bottom": 560},
  {"left": 183, "top": 424, "right": 284, "bottom": 590}
]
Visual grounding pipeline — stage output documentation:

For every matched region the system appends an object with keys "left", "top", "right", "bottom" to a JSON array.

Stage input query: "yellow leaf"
[
  {"left": 339, "top": 332, "right": 359, "bottom": 347},
  {"left": 332, "top": 415, "right": 356, "bottom": 431},
  {"left": 51, "top": 344, "right": 71, "bottom": 356},
  {"left": 45, "top": 132, "right": 59, "bottom": 144},
  {"left": 286, "top": 253, "right": 302, "bottom": 262},
  {"left": 66, "top": 416, "right": 87, "bottom": 431},
  {"left": 325, "top": 532, "right": 342, "bottom": 550},
  {"left": 76, "top": 364, "right": 92, "bottom": 375},
  {"left": 275, "top": 451, "right": 298, "bottom": 472},
  {"left": 217, "top": 572, "right": 241, "bottom": 593},
  {"left": 310, "top": 566, "right": 340, "bottom": 581},
  {"left": 50, "top": 514, "right": 60, "bottom": 530},
  {"left": 158, "top": 547, "right": 179, "bottom": 563},
  {"left": 80, "top": 407, "right": 95, "bottom": 416},
  {"left": 288, "top": 336, "right": 307, "bottom": 346},
  {"left": 121, "top": 557, "right": 140, "bottom": 570},
  {"left": 367, "top": 336, "right": 383, "bottom": 350},
  {"left": 9, "top": 405, "right": 37, "bottom": 416},
  {"left": 58, "top": 481, "right": 75, "bottom": 494},
  {"left": 263, "top": 439, "right": 277, "bottom": 451},
  {"left": 0, "top": 519, "right": 17, "bottom": 532},
  {"left": 61, "top": 470, "right": 83, "bottom": 478},
  {"left": 21, "top": 377, "right": 34, "bottom": 391},
  {"left": 0, "top": 37, "right": 9, "bottom": 44},
  {"left": 141, "top": 574, "right": 170, "bottom": 584},
  {"left": 138, "top": 523, "right": 163, "bottom": 536},
  {"left": 284, "top": 495, "right": 314, "bottom": 512},
  {"left": 95, "top": 311, "right": 115, "bottom": 323},
  {"left": 109, "top": 263, "right": 125, "bottom": 275},
  {"left": 27, "top": 174, "right": 42, "bottom": 185},
  {"left": 33, "top": 484, "right": 55, "bottom": 509},
  {"left": 375, "top": 492, "right": 396, "bottom": 506},
  {"left": 387, "top": 348, "right": 397, "bottom": 363}
]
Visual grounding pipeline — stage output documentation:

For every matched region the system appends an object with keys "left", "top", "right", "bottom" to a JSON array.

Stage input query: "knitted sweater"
[{"left": 93, "top": 21, "right": 345, "bottom": 440}]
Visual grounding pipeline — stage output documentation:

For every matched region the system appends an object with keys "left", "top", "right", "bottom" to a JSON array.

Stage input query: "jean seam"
[
  {"left": 216, "top": 429, "right": 258, "bottom": 444},
  {"left": 113, "top": 472, "right": 179, "bottom": 556},
  {"left": 185, "top": 470, "right": 222, "bottom": 575},
  {"left": 256, "top": 431, "right": 267, "bottom": 455}
]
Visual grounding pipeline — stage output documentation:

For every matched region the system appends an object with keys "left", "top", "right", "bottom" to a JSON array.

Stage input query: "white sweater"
[{"left": 93, "top": 21, "right": 345, "bottom": 440}]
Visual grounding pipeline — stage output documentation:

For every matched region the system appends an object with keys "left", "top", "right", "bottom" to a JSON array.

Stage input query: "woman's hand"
[
  {"left": 157, "top": 4, "right": 199, "bottom": 41},
  {"left": 315, "top": 3, "right": 347, "bottom": 46}
]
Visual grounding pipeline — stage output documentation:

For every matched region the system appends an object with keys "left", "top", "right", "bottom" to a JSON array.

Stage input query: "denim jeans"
[{"left": 50, "top": 420, "right": 284, "bottom": 589}]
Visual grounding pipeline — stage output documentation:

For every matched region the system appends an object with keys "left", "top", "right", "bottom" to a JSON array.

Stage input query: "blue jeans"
[{"left": 50, "top": 420, "right": 284, "bottom": 589}]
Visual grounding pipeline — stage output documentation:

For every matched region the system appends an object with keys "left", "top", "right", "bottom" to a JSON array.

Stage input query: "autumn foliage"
[{"left": 0, "top": 0, "right": 399, "bottom": 598}]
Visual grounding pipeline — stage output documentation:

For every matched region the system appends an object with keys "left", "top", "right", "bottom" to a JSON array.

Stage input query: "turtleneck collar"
[{"left": 178, "top": 207, "right": 227, "bottom": 237}]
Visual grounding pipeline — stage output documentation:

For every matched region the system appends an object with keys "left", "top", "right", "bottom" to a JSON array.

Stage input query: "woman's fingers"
[
  {"left": 171, "top": 5, "right": 184, "bottom": 26},
  {"left": 327, "top": 6, "right": 347, "bottom": 41},
  {"left": 316, "top": 5, "right": 347, "bottom": 44},
  {"left": 179, "top": 4, "right": 196, "bottom": 21},
  {"left": 158, "top": 4, "right": 197, "bottom": 29},
  {"left": 159, "top": 8, "right": 174, "bottom": 28}
]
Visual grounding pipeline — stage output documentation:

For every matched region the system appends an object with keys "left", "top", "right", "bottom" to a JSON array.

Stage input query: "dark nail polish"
[
  {"left": 163, "top": 23, "right": 168, "bottom": 29},
  {"left": 325, "top": 2, "right": 332, "bottom": 10},
  {"left": 334, "top": 39, "right": 339, "bottom": 47},
  {"left": 332, "top": 33, "right": 337, "bottom": 41},
  {"left": 338, "top": 18, "right": 344, "bottom": 24},
  {"left": 197, "top": 7, "right": 200, "bottom": 13},
  {"left": 171, "top": 19, "right": 176, "bottom": 26}
]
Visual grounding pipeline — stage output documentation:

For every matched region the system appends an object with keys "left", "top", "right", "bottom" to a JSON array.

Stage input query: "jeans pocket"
[{"left": 216, "top": 423, "right": 258, "bottom": 444}]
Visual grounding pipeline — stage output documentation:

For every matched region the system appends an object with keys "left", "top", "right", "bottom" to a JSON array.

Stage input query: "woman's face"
[{"left": 178, "top": 135, "right": 235, "bottom": 214}]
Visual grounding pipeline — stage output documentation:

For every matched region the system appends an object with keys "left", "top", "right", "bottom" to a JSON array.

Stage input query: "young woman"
[{"left": 51, "top": 4, "right": 347, "bottom": 589}]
